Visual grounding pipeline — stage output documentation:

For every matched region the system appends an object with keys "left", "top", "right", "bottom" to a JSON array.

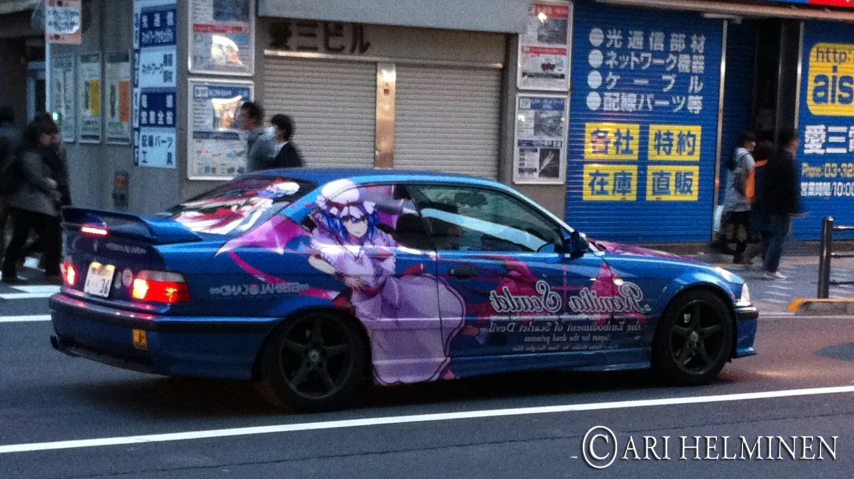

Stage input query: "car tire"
[
  {"left": 255, "top": 312, "right": 366, "bottom": 412},
  {"left": 651, "top": 289, "right": 734, "bottom": 387}
]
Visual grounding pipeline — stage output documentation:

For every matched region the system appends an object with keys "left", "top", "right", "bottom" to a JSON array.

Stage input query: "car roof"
[{"left": 246, "top": 168, "right": 507, "bottom": 189}]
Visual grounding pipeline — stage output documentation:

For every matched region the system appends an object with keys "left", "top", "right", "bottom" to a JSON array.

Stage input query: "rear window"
[{"left": 168, "top": 176, "right": 316, "bottom": 236}]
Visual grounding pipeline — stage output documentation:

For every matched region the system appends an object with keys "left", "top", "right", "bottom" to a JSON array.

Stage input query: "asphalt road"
[{"left": 3, "top": 261, "right": 854, "bottom": 478}]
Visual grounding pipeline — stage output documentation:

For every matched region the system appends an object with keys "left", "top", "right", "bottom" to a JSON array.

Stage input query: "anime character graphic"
[
  {"left": 172, "top": 179, "right": 300, "bottom": 235},
  {"left": 305, "top": 181, "right": 466, "bottom": 384}
]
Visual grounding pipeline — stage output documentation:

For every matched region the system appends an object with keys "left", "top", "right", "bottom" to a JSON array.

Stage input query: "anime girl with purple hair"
[{"left": 306, "top": 180, "right": 465, "bottom": 385}]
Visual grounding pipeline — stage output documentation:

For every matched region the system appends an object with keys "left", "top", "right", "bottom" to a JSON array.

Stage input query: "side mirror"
[{"left": 569, "top": 230, "right": 590, "bottom": 257}]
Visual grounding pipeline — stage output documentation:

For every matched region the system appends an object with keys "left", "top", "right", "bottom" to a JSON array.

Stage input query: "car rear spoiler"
[{"left": 61, "top": 207, "right": 203, "bottom": 245}]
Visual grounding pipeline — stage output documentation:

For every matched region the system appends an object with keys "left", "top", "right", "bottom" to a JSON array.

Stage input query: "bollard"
[{"left": 818, "top": 216, "right": 834, "bottom": 299}]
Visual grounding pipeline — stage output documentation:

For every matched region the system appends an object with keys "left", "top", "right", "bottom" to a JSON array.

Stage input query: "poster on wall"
[
  {"left": 51, "top": 55, "right": 75, "bottom": 143},
  {"left": 188, "top": 79, "right": 253, "bottom": 180},
  {"left": 518, "top": 1, "right": 572, "bottom": 91},
  {"left": 77, "top": 53, "right": 102, "bottom": 143},
  {"left": 133, "top": 0, "right": 178, "bottom": 169},
  {"left": 190, "top": 0, "right": 254, "bottom": 75},
  {"left": 514, "top": 95, "right": 568, "bottom": 184},
  {"left": 45, "top": 0, "right": 82, "bottom": 44},
  {"left": 105, "top": 52, "right": 132, "bottom": 145}
]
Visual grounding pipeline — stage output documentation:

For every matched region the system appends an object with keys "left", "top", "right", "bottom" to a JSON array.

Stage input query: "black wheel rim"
[
  {"left": 669, "top": 300, "right": 727, "bottom": 376},
  {"left": 279, "top": 316, "right": 354, "bottom": 400}
]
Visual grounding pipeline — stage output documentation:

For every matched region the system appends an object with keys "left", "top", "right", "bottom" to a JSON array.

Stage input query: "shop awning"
[
  {"left": 0, "top": 0, "right": 38, "bottom": 15},
  {"left": 595, "top": 0, "right": 854, "bottom": 22}
]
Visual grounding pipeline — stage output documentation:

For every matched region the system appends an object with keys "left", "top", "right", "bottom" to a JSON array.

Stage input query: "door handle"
[{"left": 449, "top": 267, "right": 478, "bottom": 279}]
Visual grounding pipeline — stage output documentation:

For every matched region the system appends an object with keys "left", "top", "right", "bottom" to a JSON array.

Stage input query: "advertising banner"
[
  {"left": 78, "top": 53, "right": 102, "bottom": 143},
  {"left": 134, "top": 0, "right": 178, "bottom": 169},
  {"left": 51, "top": 55, "right": 76, "bottom": 143},
  {"left": 518, "top": 1, "right": 572, "bottom": 91},
  {"left": 190, "top": 0, "right": 254, "bottom": 75},
  {"left": 105, "top": 52, "right": 132, "bottom": 145},
  {"left": 188, "top": 79, "right": 253, "bottom": 180},
  {"left": 514, "top": 95, "right": 568, "bottom": 184}
]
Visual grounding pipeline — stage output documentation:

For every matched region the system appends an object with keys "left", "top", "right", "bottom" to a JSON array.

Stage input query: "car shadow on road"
[{"left": 65, "top": 368, "right": 737, "bottom": 420}]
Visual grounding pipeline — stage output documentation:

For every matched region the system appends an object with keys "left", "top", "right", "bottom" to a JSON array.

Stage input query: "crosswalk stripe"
[{"left": 0, "top": 293, "right": 55, "bottom": 300}]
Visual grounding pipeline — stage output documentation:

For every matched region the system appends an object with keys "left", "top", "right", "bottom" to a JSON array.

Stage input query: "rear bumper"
[
  {"left": 49, "top": 293, "right": 278, "bottom": 379},
  {"left": 734, "top": 305, "right": 759, "bottom": 358}
]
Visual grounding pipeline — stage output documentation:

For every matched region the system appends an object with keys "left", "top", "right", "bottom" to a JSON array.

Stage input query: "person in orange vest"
[
  {"left": 743, "top": 140, "right": 775, "bottom": 264},
  {"left": 722, "top": 132, "right": 756, "bottom": 264}
]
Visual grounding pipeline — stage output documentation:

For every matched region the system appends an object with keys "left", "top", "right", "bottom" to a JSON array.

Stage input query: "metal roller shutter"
[
  {"left": 394, "top": 65, "right": 502, "bottom": 179},
  {"left": 565, "top": 3, "right": 724, "bottom": 243},
  {"left": 263, "top": 57, "right": 377, "bottom": 168}
]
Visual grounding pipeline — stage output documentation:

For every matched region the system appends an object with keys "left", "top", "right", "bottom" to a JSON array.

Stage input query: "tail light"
[
  {"left": 80, "top": 225, "right": 109, "bottom": 237},
  {"left": 132, "top": 271, "right": 191, "bottom": 304},
  {"left": 61, "top": 261, "right": 78, "bottom": 287}
]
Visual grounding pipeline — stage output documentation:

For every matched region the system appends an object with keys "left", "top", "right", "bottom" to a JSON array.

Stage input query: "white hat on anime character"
[{"left": 316, "top": 179, "right": 376, "bottom": 219}]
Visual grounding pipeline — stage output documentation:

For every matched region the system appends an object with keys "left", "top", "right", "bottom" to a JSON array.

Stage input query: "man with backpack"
[
  {"left": 722, "top": 132, "right": 757, "bottom": 264},
  {"left": 0, "top": 106, "right": 23, "bottom": 261}
]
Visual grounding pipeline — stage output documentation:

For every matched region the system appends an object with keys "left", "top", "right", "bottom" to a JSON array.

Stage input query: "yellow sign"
[
  {"left": 806, "top": 43, "right": 854, "bottom": 116},
  {"left": 648, "top": 125, "right": 702, "bottom": 161},
  {"left": 646, "top": 165, "right": 700, "bottom": 201},
  {"left": 132, "top": 329, "right": 148, "bottom": 350},
  {"left": 583, "top": 164, "right": 638, "bottom": 201},
  {"left": 584, "top": 123, "right": 641, "bottom": 161}
]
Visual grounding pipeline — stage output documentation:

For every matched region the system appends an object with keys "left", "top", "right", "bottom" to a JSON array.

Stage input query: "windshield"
[{"left": 168, "top": 176, "right": 316, "bottom": 236}]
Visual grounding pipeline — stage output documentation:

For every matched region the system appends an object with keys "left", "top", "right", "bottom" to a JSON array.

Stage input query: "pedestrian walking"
[
  {"left": 239, "top": 101, "right": 276, "bottom": 173},
  {"left": 270, "top": 114, "right": 303, "bottom": 168},
  {"left": 721, "top": 132, "right": 756, "bottom": 264},
  {"left": 760, "top": 130, "right": 802, "bottom": 280},
  {"left": 742, "top": 140, "right": 775, "bottom": 264},
  {"left": 0, "top": 106, "right": 23, "bottom": 261},
  {"left": 1, "top": 116, "right": 62, "bottom": 284}
]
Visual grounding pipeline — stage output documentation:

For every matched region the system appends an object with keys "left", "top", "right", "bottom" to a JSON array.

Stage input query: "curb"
[{"left": 789, "top": 298, "right": 854, "bottom": 316}]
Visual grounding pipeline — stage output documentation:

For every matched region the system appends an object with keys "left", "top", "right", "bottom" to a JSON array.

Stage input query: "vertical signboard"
[
  {"left": 514, "top": 94, "right": 569, "bottom": 184},
  {"left": 796, "top": 23, "right": 854, "bottom": 239},
  {"left": 188, "top": 79, "right": 253, "bottom": 180},
  {"left": 105, "top": 52, "right": 132, "bottom": 145},
  {"left": 190, "top": 0, "right": 255, "bottom": 75},
  {"left": 78, "top": 53, "right": 102, "bottom": 144},
  {"left": 134, "top": 0, "right": 178, "bottom": 169},
  {"left": 51, "top": 55, "right": 76, "bottom": 143},
  {"left": 45, "top": 0, "right": 82, "bottom": 44},
  {"left": 566, "top": 3, "right": 722, "bottom": 242},
  {"left": 518, "top": 1, "right": 572, "bottom": 91}
]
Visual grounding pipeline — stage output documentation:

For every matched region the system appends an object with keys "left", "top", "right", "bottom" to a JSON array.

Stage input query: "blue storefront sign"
[
  {"left": 566, "top": 2, "right": 723, "bottom": 243},
  {"left": 796, "top": 21, "right": 854, "bottom": 239},
  {"left": 133, "top": 0, "right": 178, "bottom": 169}
]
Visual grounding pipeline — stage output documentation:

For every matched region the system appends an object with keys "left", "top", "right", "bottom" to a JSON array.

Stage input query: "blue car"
[{"left": 50, "top": 169, "right": 758, "bottom": 411}]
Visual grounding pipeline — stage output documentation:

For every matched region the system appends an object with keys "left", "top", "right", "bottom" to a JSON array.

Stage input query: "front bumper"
[
  {"left": 49, "top": 293, "right": 277, "bottom": 379},
  {"left": 734, "top": 304, "right": 759, "bottom": 358}
]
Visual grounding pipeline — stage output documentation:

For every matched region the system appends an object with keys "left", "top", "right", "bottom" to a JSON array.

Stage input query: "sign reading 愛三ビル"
[
  {"left": 77, "top": 53, "right": 102, "bottom": 143},
  {"left": 267, "top": 20, "right": 371, "bottom": 55},
  {"left": 46, "top": 0, "right": 81, "bottom": 44},
  {"left": 134, "top": 0, "right": 177, "bottom": 169}
]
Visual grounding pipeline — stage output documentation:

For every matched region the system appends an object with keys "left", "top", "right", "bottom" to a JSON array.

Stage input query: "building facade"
[{"left": 36, "top": 0, "right": 854, "bottom": 242}]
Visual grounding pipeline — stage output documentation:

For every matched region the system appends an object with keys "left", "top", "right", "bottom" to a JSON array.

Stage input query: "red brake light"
[
  {"left": 62, "top": 261, "right": 78, "bottom": 287},
  {"left": 132, "top": 271, "right": 191, "bottom": 304},
  {"left": 80, "top": 225, "right": 109, "bottom": 237}
]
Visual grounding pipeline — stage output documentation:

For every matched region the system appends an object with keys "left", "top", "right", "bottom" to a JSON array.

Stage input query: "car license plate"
[{"left": 84, "top": 263, "right": 116, "bottom": 298}]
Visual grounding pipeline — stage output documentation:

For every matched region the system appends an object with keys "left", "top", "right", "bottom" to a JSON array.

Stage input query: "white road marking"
[
  {"left": 0, "top": 293, "right": 55, "bottom": 300},
  {"left": 23, "top": 257, "right": 41, "bottom": 269},
  {"left": 2, "top": 385, "right": 854, "bottom": 454},
  {"left": 768, "top": 284, "right": 792, "bottom": 291},
  {"left": 0, "top": 315, "right": 51, "bottom": 323},
  {"left": 13, "top": 286, "right": 61, "bottom": 294},
  {"left": 767, "top": 291, "right": 791, "bottom": 297}
]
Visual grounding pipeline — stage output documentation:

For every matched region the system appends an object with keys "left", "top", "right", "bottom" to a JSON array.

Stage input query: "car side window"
[{"left": 408, "top": 185, "right": 566, "bottom": 253}]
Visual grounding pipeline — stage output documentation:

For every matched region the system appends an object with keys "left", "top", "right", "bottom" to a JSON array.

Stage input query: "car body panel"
[{"left": 50, "top": 168, "right": 758, "bottom": 387}]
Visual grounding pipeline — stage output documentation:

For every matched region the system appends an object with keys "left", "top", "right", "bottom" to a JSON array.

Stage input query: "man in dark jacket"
[
  {"left": 760, "top": 130, "right": 801, "bottom": 280},
  {"left": 270, "top": 114, "right": 303, "bottom": 169}
]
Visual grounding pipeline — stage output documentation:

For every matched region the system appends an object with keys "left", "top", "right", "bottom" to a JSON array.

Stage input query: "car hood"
[{"left": 592, "top": 240, "right": 702, "bottom": 264}]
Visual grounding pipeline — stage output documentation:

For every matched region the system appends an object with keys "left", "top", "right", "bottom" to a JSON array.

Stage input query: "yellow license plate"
[{"left": 133, "top": 329, "right": 148, "bottom": 350}]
